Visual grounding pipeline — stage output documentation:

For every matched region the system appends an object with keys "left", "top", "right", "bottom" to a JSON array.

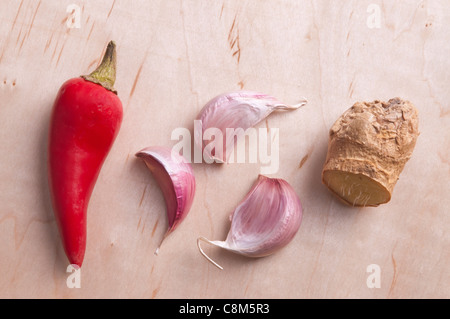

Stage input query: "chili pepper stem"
[{"left": 81, "top": 41, "right": 117, "bottom": 94}]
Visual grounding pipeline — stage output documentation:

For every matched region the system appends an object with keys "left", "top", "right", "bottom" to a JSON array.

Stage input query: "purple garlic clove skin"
[
  {"left": 198, "top": 175, "right": 302, "bottom": 269},
  {"left": 195, "top": 91, "right": 307, "bottom": 163},
  {"left": 136, "top": 146, "right": 196, "bottom": 254}
]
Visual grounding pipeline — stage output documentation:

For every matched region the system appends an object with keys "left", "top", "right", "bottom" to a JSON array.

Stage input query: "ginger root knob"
[{"left": 322, "top": 98, "right": 419, "bottom": 207}]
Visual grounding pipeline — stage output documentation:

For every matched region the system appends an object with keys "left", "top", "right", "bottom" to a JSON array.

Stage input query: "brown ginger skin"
[{"left": 322, "top": 98, "right": 419, "bottom": 207}]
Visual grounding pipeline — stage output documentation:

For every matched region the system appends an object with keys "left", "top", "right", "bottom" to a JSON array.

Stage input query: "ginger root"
[{"left": 322, "top": 98, "right": 419, "bottom": 207}]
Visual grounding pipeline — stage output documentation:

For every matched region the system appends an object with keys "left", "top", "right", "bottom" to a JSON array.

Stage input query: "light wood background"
[{"left": 1, "top": 0, "right": 449, "bottom": 298}]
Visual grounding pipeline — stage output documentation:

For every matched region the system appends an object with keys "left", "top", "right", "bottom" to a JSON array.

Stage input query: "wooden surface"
[{"left": 1, "top": 0, "right": 449, "bottom": 299}]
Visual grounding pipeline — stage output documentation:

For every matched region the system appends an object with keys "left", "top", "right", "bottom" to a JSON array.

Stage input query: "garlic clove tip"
[{"left": 197, "top": 237, "right": 224, "bottom": 270}]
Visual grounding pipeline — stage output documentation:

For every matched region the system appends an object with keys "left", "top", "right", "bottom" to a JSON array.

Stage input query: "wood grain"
[{"left": 0, "top": 0, "right": 449, "bottom": 298}]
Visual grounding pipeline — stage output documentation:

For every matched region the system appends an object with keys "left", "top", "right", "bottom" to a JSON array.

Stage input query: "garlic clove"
[
  {"left": 195, "top": 91, "right": 307, "bottom": 163},
  {"left": 197, "top": 175, "right": 302, "bottom": 269},
  {"left": 136, "top": 146, "right": 196, "bottom": 254}
]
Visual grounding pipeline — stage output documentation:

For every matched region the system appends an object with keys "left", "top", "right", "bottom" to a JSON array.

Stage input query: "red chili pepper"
[{"left": 48, "top": 41, "right": 123, "bottom": 267}]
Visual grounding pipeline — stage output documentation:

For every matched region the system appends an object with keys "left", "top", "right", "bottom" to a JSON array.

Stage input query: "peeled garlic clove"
[
  {"left": 195, "top": 91, "right": 307, "bottom": 163},
  {"left": 136, "top": 146, "right": 196, "bottom": 254},
  {"left": 197, "top": 175, "right": 302, "bottom": 269}
]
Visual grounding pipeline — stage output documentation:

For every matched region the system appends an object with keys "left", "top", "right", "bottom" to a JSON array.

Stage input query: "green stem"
[{"left": 81, "top": 41, "right": 117, "bottom": 94}]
